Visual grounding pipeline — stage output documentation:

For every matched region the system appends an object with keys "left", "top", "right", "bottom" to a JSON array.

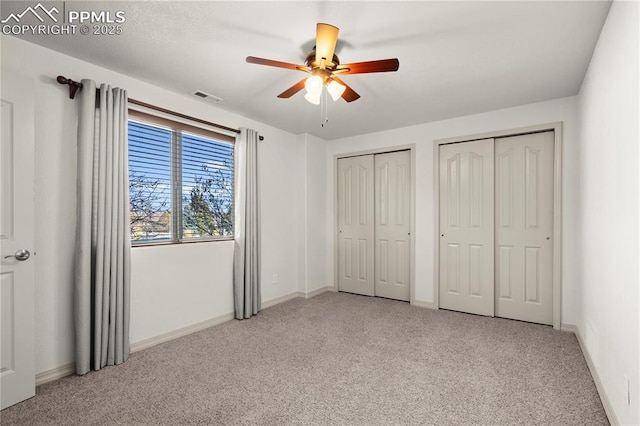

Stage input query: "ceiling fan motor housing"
[{"left": 305, "top": 51, "right": 340, "bottom": 71}]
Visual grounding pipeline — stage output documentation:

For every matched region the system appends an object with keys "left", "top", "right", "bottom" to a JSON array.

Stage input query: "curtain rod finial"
[{"left": 57, "top": 75, "right": 83, "bottom": 99}]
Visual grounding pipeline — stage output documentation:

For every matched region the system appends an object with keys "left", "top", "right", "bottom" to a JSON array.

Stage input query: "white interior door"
[
  {"left": 338, "top": 155, "right": 375, "bottom": 296},
  {"left": 374, "top": 151, "right": 411, "bottom": 301},
  {"left": 495, "top": 132, "right": 554, "bottom": 325},
  {"left": 1, "top": 69, "right": 36, "bottom": 409},
  {"left": 439, "top": 139, "right": 494, "bottom": 316}
]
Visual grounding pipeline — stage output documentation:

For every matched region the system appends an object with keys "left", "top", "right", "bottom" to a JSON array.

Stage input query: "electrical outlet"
[{"left": 272, "top": 273, "right": 279, "bottom": 285}]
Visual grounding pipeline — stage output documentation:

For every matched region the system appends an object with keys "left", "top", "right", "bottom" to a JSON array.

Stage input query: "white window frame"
[{"left": 128, "top": 106, "right": 237, "bottom": 246}]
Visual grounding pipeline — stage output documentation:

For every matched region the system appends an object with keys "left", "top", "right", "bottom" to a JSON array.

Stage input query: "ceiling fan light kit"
[
  {"left": 303, "top": 75, "right": 345, "bottom": 105},
  {"left": 305, "top": 75, "right": 324, "bottom": 95},
  {"left": 304, "top": 91, "right": 321, "bottom": 105},
  {"left": 246, "top": 22, "right": 400, "bottom": 107},
  {"left": 326, "top": 80, "right": 346, "bottom": 101}
]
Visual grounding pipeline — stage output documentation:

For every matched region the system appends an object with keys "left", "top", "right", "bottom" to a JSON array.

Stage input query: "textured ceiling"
[{"left": 7, "top": 1, "right": 611, "bottom": 140}]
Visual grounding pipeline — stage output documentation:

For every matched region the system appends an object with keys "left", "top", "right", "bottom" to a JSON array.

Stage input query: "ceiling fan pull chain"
[
  {"left": 320, "top": 88, "right": 326, "bottom": 127},
  {"left": 326, "top": 90, "right": 329, "bottom": 124},
  {"left": 322, "top": 88, "right": 329, "bottom": 127},
  {"left": 320, "top": 90, "right": 323, "bottom": 127}
]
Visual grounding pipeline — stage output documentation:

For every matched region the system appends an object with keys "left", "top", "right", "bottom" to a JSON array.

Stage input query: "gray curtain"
[
  {"left": 74, "top": 80, "right": 131, "bottom": 375},
  {"left": 233, "top": 128, "right": 261, "bottom": 319}
]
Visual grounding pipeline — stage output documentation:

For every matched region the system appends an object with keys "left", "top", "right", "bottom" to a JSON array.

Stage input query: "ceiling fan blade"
[
  {"left": 246, "top": 56, "right": 303, "bottom": 70},
  {"left": 332, "top": 77, "right": 360, "bottom": 102},
  {"left": 335, "top": 58, "right": 400, "bottom": 74},
  {"left": 315, "top": 23, "right": 339, "bottom": 69},
  {"left": 277, "top": 79, "right": 307, "bottom": 98}
]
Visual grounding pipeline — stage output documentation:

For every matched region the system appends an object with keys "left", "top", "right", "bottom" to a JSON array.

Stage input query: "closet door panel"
[
  {"left": 338, "top": 155, "right": 375, "bottom": 296},
  {"left": 374, "top": 151, "right": 411, "bottom": 301},
  {"left": 439, "top": 139, "right": 494, "bottom": 316},
  {"left": 495, "top": 132, "right": 554, "bottom": 325}
]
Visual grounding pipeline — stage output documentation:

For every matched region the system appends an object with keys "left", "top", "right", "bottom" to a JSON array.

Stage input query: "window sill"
[{"left": 132, "top": 237, "right": 234, "bottom": 248}]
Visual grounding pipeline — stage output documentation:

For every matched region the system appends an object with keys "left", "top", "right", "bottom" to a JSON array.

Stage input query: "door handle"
[{"left": 4, "top": 249, "right": 30, "bottom": 261}]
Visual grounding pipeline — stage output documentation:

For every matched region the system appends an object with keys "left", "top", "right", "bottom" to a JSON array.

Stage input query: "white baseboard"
[
  {"left": 130, "top": 311, "right": 235, "bottom": 353},
  {"left": 300, "top": 286, "right": 332, "bottom": 299},
  {"left": 411, "top": 299, "right": 436, "bottom": 309},
  {"left": 33, "top": 287, "right": 340, "bottom": 386},
  {"left": 262, "top": 286, "right": 332, "bottom": 307},
  {"left": 132, "top": 289, "right": 333, "bottom": 354},
  {"left": 561, "top": 323, "right": 619, "bottom": 426},
  {"left": 36, "top": 362, "right": 76, "bottom": 386},
  {"left": 261, "top": 292, "right": 300, "bottom": 309},
  {"left": 560, "top": 323, "right": 578, "bottom": 333}
]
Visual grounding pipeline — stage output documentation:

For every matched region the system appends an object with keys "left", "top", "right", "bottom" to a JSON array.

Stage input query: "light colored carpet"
[{"left": 1, "top": 291, "right": 607, "bottom": 425}]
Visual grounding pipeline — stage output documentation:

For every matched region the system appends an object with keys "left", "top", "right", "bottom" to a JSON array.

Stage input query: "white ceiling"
[{"left": 10, "top": 1, "right": 611, "bottom": 140}]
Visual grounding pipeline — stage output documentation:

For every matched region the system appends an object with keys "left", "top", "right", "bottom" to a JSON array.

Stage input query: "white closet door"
[
  {"left": 439, "top": 139, "right": 494, "bottom": 316},
  {"left": 374, "top": 151, "right": 411, "bottom": 301},
  {"left": 338, "top": 155, "right": 375, "bottom": 296},
  {"left": 495, "top": 132, "right": 554, "bottom": 325}
]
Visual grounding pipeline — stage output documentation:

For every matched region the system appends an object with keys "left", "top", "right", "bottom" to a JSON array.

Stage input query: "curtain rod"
[{"left": 56, "top": 75, "right": 263, "bottom": 141}]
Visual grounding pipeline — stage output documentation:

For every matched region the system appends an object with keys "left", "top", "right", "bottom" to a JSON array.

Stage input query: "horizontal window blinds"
[
  {"left": 181, "top": 131, "right": 234, "bottom": 238},
  {"left": 128, "top": 120, "right": 173, "bottom": 242},
  {"left": 128, "top": 112, "right": 235, "bottom": 243}
]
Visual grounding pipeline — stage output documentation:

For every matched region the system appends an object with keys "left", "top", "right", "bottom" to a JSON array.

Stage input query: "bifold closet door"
[
  {"left": 374, "top": 151, "right": 411, "bottom": 301},
  {"left": 439, "top": 139, "right": 495, "bottom": 316},
  {"left": 495, "top": 132, "right": 554, "bottom": 325},
  {"left": 338, "top": 155, "right": 375, "bottom": 296}
]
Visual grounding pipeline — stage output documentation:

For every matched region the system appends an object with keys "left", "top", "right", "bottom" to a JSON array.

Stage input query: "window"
[{"left": 128, "top": 109, "right": 235, "bottom": 244}]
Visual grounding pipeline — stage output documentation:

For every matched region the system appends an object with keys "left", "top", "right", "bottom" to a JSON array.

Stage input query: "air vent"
[{"left": 192, "top": 90, "right": 223, "bottom": 103}]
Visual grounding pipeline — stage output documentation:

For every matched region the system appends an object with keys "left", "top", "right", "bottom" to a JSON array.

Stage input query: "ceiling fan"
[{"left": 246, "top": 23, "right": 400, "bottom": 104}]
